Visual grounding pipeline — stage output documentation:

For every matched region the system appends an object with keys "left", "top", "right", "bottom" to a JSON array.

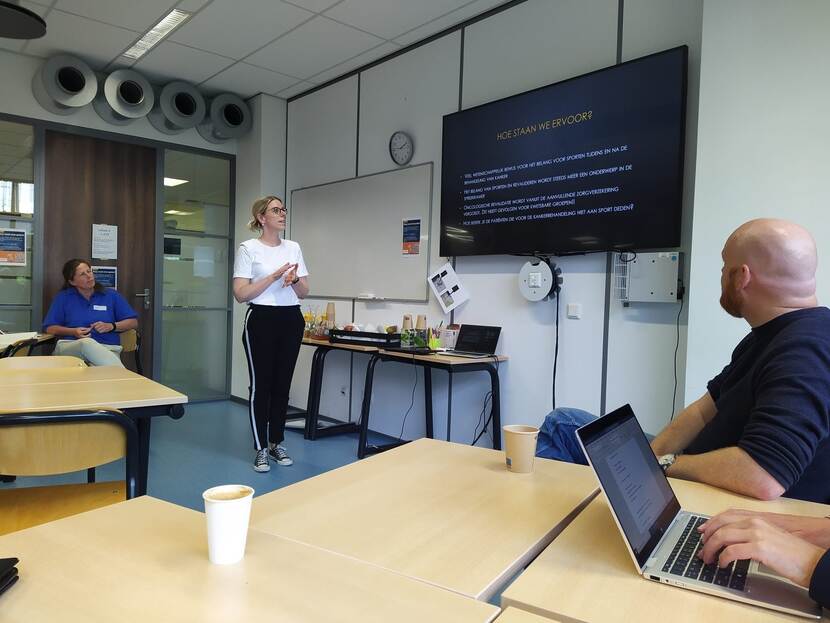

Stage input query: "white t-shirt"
[{"left": 233, "top": 238, "right": 309, "bottom": 306}]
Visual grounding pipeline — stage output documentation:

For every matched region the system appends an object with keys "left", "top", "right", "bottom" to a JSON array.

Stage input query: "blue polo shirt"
[{"left": 42, "top": 287, "right": 138, "bottom": 346}]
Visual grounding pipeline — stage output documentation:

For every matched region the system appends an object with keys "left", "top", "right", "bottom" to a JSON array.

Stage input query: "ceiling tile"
[
  {"left": 171, "top": 0, "right": 313, "bottom": 60},
  {"left": 276, "top": 80, "right": 316, "bottom": 98},
  {"left": 282, "top": 0, "right": 343, "bottom": 13},
  {"left": 54, "top": 0, "right": 179, "bottom": 32},
  {"left": 23, "top": 8, "right": 139, "bottom": 67},
  {"left": 307, "top": 41, "right": 398, "bottom": 84},
  {"left": 324, "top": 0, "right": 469, "bottom": 40},
  {"left": 202, "top": 62, "right": 298, "bottom": 98},
  {"left": 393, "top": 0, "right": 507, "bottom": 47},
  {"left": 175, "top": 0, "right": 211, "bottom": 11},
  {"left": 246, "top": 15, "right": 382, "bottom": 79},
  {"left": 133, "top": 40, "right": 235, "bottom": 84}
]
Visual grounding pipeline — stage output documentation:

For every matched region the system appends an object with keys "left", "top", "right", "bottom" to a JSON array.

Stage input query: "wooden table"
[
  {"left": 495, "top": 607, "right": 562, "bottom": 622},
  {"left": 358, "top": 349, "right": 508, "bottom": 458},
  {"left": 251, "top": 438, "right": 599, "bottom": 601},
  {"left": 501, "top": 478, "right": 830, "bottom": 622},
  {"left": 0, "top": 366, "right": 187, "bottom": 496},
  {"left": 0, "top": 496, "right": 500, "bottom": 622}
]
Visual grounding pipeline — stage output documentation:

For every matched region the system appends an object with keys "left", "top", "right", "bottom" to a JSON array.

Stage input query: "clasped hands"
[
  {"left": 272, "top": 262, "right": 299, "bottom": 287},
  {"left": 73, "top": 321, "right": 115, "bottom": 338}
]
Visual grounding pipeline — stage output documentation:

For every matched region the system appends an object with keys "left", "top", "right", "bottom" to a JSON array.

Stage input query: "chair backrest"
[
  {"left": 119, "top": 329, "right": 143, "bottom": 375},
  {"left": 0, "top": 355, "right": 87, "bottom": 370},
  {"left": 0, "top": 337, "right": 39, "bottom": 358},
  {"left": 0, "top": 409, "right": 138, "bottom": 499}
]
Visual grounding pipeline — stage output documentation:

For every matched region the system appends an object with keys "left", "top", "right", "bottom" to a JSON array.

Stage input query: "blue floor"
[{"left": 1, "top": 400, "right": 396, "bottom": 511}]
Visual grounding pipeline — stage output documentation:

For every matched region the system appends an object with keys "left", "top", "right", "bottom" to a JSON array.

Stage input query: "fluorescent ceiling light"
[
  {"left": 122, "top": 9, "right": 191, "bottom": 61},
  {"left": 163, "top": 177, "right": 189, "bottom": 187},
  {"left": 164, "top": 209, "right": 193, "bottom": 216}
]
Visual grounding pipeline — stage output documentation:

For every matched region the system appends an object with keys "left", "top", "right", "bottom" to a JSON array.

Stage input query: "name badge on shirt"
[{"left": 93, "top": 305, "right": 107, "bottom": 311}]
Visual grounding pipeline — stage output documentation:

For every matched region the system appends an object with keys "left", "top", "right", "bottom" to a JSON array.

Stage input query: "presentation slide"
[{"left": 440, "top": 47, "right": 686, "bottom": 256}]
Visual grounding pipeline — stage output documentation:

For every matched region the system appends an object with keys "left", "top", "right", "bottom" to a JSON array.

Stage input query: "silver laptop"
[
  {"left": 575, "top": 404, "right": 821, "bottom": 619},
  {"left": 444, "top": 324, "right": 501, "bottom": 358}
]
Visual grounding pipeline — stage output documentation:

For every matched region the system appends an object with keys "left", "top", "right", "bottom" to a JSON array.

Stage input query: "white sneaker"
[
  {"left": 253, "top": 448, "right": 270, "bottom": 472},
  {"left": 268, "top": 445, "right": 293, "bottom": 466}
]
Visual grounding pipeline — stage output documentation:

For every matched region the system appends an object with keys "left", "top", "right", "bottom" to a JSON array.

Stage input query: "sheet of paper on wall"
[
  {"left": 92, "top": 224, "right": 118, "bottom": 260},
  {"left": 193, "top": 246, "right": 215, "bottom": 278},
  {"left": 92, "top": 266, "right": 117, "bottom": 289},
  {"left": 428, "top": 262, "right": 469, "bottom": 314},
  {"left": 402, "top": 218, "right": 421, "bottom": 255},
  {"left": 0, "top": 229, "right": 27, "bottom": 267}
]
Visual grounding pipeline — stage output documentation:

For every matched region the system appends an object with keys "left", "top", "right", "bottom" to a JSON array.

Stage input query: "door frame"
[{"left": 0, "top": 111, "right": 236, "bottom": 398}]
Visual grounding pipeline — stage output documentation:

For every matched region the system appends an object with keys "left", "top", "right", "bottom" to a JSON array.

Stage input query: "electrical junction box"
[{"left": 618, "top": 251, "right": 683, "bottom": 303}]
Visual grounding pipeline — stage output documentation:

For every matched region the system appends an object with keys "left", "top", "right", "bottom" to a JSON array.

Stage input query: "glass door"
[
  {"left": 160, "top": 149, "right": 233, "bottom": 400},
  {"left": 0, "top": 121, "right": 35, "bottom": 333}
]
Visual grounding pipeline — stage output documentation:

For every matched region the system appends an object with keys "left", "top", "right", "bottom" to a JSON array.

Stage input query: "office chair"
[
  {"left": 119, "top": 328, "right": 143, "bottom": 376},
  {"left": 0, "top": 355, "right": 87, "bottom": 370},
  {"left": 0, "top": 408, "right": 138, "bottom": 535}
]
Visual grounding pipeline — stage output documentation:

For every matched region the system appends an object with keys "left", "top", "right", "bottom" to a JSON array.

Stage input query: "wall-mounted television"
[{"left": 440, "top": 46, "right": 687, "bottom": 257}]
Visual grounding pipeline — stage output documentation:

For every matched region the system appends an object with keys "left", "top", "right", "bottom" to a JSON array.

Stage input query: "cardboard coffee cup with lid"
[
  {"left": 503, "top": 425, "right": 540, "bottom": 473},
  {"left": 402, "top": 314, "right": 413, "bottom": 330}
]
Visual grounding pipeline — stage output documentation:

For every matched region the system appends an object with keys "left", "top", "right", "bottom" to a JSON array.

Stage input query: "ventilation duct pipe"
[
  {"left": 196, "top": 93, "right": 252, "bottom": 143},
  {"left": 147, "top": 81, "right": 206, "bottom": 135},
  {"left": 31, "top": 54, "right": 97, "bottom": 115},
  {"left": 92, "top": 69, "right": 154, "bottom": 125}
]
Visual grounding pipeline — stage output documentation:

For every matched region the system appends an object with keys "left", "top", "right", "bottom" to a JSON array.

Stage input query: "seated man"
[
  {"left": 43, "top": 259, "right": 138, "bottom": 367},
  {"left": 540, "top": 219, "right": 830, "bottom": 503},
  {"left": 651, "top": 218, "right": 830, "bottom": 502}
]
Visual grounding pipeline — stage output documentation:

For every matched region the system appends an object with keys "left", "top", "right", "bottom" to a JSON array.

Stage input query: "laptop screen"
[
  {"left": 577, "top": 404, "right": 680, "bottom": 569},
  {"left": 454, "top": 324, "right": 501, "bottom": 353}
]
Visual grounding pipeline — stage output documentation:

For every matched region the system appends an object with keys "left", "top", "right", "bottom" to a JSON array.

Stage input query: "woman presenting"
[
  {"left": 233, "top": 195, "right": 309, "bottom": 472},
  {"left": 43, "top": 258, "right": 138, "bottom": 367}
]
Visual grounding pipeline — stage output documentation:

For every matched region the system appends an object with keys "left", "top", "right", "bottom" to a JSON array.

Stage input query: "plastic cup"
[
  {"left": 503, "top": 425, "right": 540, "bottom": 473},
  {"left": 203, "top": 484, "right": 254, "bottom": 565}
]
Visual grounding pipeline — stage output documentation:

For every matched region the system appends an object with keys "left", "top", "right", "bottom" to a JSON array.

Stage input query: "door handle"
[{"left": 135, "top": 288, "right": 151, "bottom": 310}]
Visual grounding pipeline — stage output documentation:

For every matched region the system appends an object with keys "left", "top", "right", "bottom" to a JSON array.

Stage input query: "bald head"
[{"left": 720, "top": 219, "right": 818, "bottom": 323}]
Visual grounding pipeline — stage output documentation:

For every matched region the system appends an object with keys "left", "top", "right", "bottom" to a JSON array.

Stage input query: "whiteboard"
[{"left": 290, "top": 163, "right": 433, "bottom": 301}]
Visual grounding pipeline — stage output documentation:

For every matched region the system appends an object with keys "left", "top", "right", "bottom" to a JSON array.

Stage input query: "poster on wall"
[
  {"left": 92, "top": 223, "right": 118, "bottom": 260},
  {"left": 92, "top": 266, "right": 117, "bottom": 289},
  {"left": 0, "top": 229, "right": 26, "bottom": 266},
  {"left": 402, "top": 218, "right": 421, "bottom": 255},
  {"left": 428, "top": 262, "right": 469, "bottom": 314}
]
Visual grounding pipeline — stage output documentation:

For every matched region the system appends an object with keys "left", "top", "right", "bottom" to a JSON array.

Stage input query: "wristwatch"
[
  {"left": 111, "top": 322, "right": 117, "bottom": 332},
  {"left": 658, "top": 453, "right": 677, "bottom": 473},
  {"left": 291, "top": 276, "right": 300, "bottom": 285}
]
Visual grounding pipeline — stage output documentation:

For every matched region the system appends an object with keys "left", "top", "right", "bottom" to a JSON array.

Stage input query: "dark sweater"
[
  {"left": 810, "top": 549, "right": 830, "bottom": 609},
  {"left": 686, "top": 307, "right": 830, "bottom": 503}
]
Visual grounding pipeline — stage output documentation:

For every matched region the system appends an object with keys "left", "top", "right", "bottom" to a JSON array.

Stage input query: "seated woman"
[{"left": 42, "top": 259, "right": 138, "bottom": 367}]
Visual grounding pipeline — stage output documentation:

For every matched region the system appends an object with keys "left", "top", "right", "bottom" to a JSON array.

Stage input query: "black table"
[{"left": 357, "top": 351, "right": 506, "bottom": 459}]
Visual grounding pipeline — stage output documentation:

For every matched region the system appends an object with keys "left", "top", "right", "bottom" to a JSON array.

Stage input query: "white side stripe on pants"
[{"left": 243, "top": 306, "right": 262, "bottom": 450}]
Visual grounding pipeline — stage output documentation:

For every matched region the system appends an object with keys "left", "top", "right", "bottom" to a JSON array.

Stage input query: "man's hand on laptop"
[
  {"left": 700, "top": 509, "right": 830, "bottom": 549},
  {"left": 697, "top": 513, "right": 825, "bottom": 588}
]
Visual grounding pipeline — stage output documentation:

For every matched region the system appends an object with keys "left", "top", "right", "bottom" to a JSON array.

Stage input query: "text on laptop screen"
[{"left": 578, "top": 406, "right": 678, "bottom": 567}]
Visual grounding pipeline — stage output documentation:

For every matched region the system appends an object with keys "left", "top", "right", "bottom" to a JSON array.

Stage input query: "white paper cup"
[
  {"left": 203, "top": 484, "right": 254, "bottom": 565},
  {"left": 503, "top": 425, "right": 540, "bottom": 473}
]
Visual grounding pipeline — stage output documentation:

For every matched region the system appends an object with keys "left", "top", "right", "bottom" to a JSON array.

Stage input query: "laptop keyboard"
[{"left": 660, "top": 516, "right": 750, "bottom": 592}]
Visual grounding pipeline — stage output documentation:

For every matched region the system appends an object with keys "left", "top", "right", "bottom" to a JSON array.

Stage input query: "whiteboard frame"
[{"left": 289, "top": 162, "right": 434, "bottom": 302}]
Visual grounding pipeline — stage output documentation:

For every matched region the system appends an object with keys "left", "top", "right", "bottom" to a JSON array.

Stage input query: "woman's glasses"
[{"left": 268, "top": 206, "right": 287, "bottom": 215}]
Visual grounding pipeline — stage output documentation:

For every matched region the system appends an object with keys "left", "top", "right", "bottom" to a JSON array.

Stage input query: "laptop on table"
[
  {"left": 443, "top": 324, "right": 501, "bottom": 358},
  {"left": 575, "top": 404, "right": 821, "bottom": 619}
]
